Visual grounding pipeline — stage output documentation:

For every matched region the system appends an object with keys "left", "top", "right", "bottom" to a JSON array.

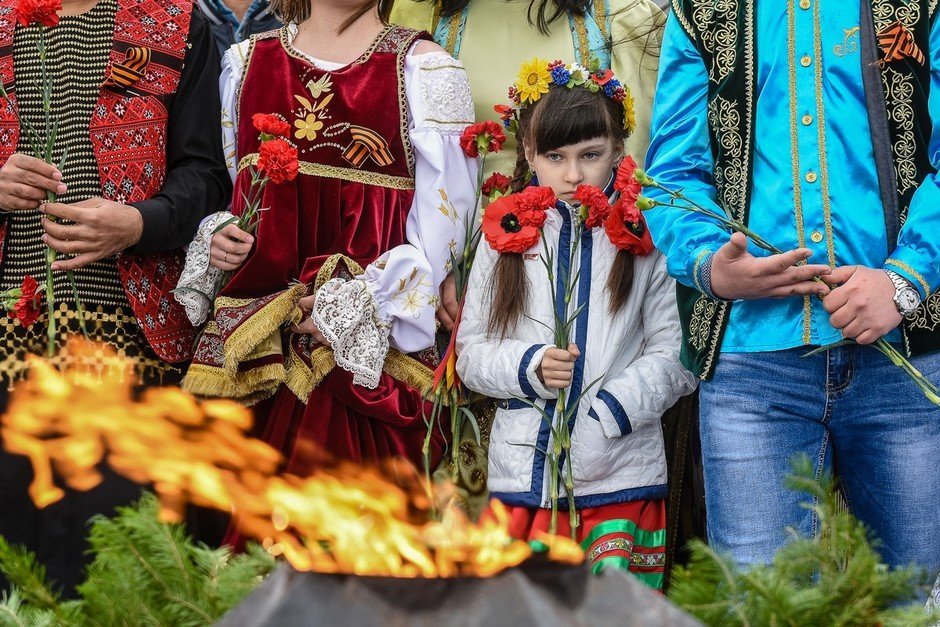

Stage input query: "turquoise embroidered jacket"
[{"left": 645, "top": 0, "right": 940, "bottom": 376}]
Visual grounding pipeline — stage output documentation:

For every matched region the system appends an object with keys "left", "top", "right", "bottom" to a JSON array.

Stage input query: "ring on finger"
[{"left": 223, "top": 252, "right": 229, "bottom": 263}]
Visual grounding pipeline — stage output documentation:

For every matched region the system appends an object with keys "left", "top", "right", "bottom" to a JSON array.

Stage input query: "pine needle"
[{"left": 668, "top": 456, "right": 940, "bottom": 626}]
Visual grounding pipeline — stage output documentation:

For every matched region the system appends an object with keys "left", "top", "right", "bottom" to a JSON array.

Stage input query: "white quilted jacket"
[{"left": 456, "top": 201, "right": 697, "bottom": 509}]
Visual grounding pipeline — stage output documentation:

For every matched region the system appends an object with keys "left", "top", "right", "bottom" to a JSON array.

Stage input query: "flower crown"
[{"left": 495, "top": 57, "right": 636, "bottom": 136}]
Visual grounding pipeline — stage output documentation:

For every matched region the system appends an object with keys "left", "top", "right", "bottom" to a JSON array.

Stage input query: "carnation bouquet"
[
  {"left": 481, "top": 172, "right": 654, "bottom": 537},
  {"left": 174, "top": 114, "right": 299, "bottom": 325},
  {"left": 0, "top": 0, "right": 88, "bottom": 355}
]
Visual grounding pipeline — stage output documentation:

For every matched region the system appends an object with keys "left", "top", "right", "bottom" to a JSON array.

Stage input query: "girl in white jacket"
[{"left": 456, "top": 60, "right": 696, "bottom": 588}]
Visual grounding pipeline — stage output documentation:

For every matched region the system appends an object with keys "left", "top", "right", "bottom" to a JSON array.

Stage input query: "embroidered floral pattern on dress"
[
  {"left": 417, "top": 53, "right": 474, "bottom": 132},
  {"left": 174, "top": 211, "right": 234, "bottom": 325},
  {"left": 588, "top": 537, "right": 633, "bottom": 562},
  {"left": 312, "top": 278, "right": 391, "bottom": 389}
]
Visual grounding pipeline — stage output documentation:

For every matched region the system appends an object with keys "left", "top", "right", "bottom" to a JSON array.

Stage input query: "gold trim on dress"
[
  {"left": 284, "top": 344, "right": 336, "bottom": 401},
  {"left": 812, "top": 0, "right": 836, "bottom": 269},
  {"left": 182, "top": 362, "right": 284, "bottom": 406},
  {"left": 220, "top": 283, "right": 306, "bottom": 374},
  {"left": 788, "top": 0, "right": 812, "bottom": 344},
  {"left": 278, "top": 24, "right": 393, "bottom": 69},
  {"left": 237, "top": 154, "right": 415, "bottom": 190},
  {"left": 384, "top": 349, "right": 435, "bottom": 397}
]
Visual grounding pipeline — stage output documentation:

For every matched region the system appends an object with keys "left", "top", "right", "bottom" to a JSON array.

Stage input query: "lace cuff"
[
  {"left": 174, "top": 211, "right": 234, "bottom": 326},
  {"left": 311, "top": 278, "right": 391, "bottom": 389}
]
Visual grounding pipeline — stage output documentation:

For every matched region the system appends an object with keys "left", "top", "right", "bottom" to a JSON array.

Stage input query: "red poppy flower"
[
  {"left": 252, "top": 113, "right": 291, "bottom": 138},
  {"left": 493, "top": 104, "right": 514, "bottom": 123},
  {"left": 482, "top": 194, "right": 541, "bottom": 253},
  {"left": 10, "top": 275, "right": 43, "bottom": 327},
  {"left": 257, "top": 138, "right": 299, "bottom": 185},
  {"left": 460, "top": 121, "right": 506, "bottom": 158},
  {"left": 574, "top": 184, "right": 611, "bottom": 228},
  {"left": 516, "top": 185, "right": 555, "bottom": 228},
  {"left": 605, "top": 197, "right": 654, "bottom": 256},
  {"left": 16, "top": 0, "right": 61, "bottom": 27},
  {"left": 482, "top": 172, "right": 512, "bottom": 198},
  {"left": 591, "top": 69, "right": 614, "bottom": 86}
]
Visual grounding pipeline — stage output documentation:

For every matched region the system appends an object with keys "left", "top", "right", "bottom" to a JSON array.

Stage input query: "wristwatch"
[{"left": 885, "top": 270, "right": 922, "bottom": 316}]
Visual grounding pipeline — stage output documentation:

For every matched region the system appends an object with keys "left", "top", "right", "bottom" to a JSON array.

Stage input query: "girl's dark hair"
[
  {"left": 487, "top": 85, "right": 634, "bottom": 337},
  {"left": 271, "top": 0, "right": 393, "bottom": 32},
  {"left": 435, "top": 0, "right": 591, "bottom": 35}
]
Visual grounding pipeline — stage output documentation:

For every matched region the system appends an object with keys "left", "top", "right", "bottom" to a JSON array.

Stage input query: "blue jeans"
[{"left": 699, "top": 346, "right": 940, "bottom": 575}]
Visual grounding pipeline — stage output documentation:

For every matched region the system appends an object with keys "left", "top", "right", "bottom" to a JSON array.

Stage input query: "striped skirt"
[{"left": 494, "top": 499, "right": 667, "bottom": 590}]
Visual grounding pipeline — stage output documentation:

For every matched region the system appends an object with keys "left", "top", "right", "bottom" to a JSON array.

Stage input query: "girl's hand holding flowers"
[
  {"left": 537, "top": 343, "right": 580, "bottom": 390},
  {"left": 210, "top": 223, "right": 254, "bottom": 272}
]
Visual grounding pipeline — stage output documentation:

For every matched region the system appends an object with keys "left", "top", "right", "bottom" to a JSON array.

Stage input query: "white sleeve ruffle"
[
  {"left": 317, "top": 47, "right": 478, "bottom": 388},
  {"left": 220, "top": 40, "right": 251, "bottom": 182}
]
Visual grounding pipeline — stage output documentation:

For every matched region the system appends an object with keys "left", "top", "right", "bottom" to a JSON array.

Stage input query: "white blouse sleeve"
[
  {"left": 220, "top": 40, "right": 251, "bottom": 182},
  {"left": 312, "top": 48, "right": 478, "bottom": 389}
]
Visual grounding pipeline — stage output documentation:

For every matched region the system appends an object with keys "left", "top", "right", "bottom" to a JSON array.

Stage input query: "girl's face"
[{"left": 527, "top": 137, "right": 622, "bottom": 204}]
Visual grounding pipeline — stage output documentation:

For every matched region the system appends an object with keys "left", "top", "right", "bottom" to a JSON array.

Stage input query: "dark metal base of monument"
[{"left": 218, "top": 561, "right": 701, "bottom": 626}]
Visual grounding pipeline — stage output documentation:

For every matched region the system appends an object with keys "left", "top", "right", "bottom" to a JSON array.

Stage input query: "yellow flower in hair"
[
  {"left": 623, "top": 86, "right": 636, "bottom": 135},
  {"left": 515, "top": 58, "right": 552, "bottom": 105}
]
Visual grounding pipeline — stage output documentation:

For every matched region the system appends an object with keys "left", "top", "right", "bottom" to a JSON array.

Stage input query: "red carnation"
[
  {"left": 10, "top": 275, "right": 43, "bottom": 327},
  {"left": 482, "top": 172, "right": 512, "bottom": 198},
  {"left": 460, "top": 121, "right": 506, "bottom": 158},
  {"left": 257, "top": 138, "right": 299, "bottom": 185},
  {"left": 515, "top": 185, "right": 556, "bottom": 228},
  {"left": 482, "top": 194, "right": 541, "bottom": 253},
  {"left": 605, "top": 197, "right": 654, "bottom": 256},
  {"left": 252, "top": 113, "right": 291, "bottom": 138},
  {"left": 16, "top": 0, "right": 61, "bottom": 27},
  {"left": 574, "top": 184, "right": 611, "bottom": 229},
  {"left": 615, "top": 156, "right": 642, "bottom": 200}
]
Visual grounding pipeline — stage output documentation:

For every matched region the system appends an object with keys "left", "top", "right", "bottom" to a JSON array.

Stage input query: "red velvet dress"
[{"left": 184, "top": 26, "right": 446, "bottom": 473}]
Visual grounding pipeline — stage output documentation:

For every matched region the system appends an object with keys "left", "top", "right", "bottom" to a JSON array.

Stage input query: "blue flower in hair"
[
  {"left": 603, "top": 79, "right": 622, "bottom": 98},
  {"left": 550, "top": 66, "right": 571, "bottom": 86}
]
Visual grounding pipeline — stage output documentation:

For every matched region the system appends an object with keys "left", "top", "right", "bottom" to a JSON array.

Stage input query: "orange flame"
[{"left": 0, "top": 340, "right": 583, "bottom": 577}]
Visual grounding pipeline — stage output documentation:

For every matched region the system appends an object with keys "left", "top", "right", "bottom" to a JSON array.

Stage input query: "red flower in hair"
[
  {"left": 460, "top": 121, "right": 507, "bottom": 158},
  {"left": 515, "top": 185, "right": 555, "bottom": 228},
  {"left": 574, "top": 184, "right": 611, "bottom": 228},
  {"left": 16, "top": 0, "right": 60, "bottom": 27},
  {"left": 257, "top": 138, "right": 299, "bottom": 184},
  {"left": 482, "top": 172, "right": 512, "bottom": 198},
  {"left": 591, "top": 69, "right": 614, "bottom": 86},
  {"left": 252, "top": 113, "right": 291, "bottom": 138},
  {"left": 494, "top": 104, "right": 514, "bottom": 123},
  {"left": 482, "top": 194, "right": 542, "bottom": 253},
  {"left": 605, "top": 197, "right": 654, "bottom": 256},
  {"left": 10, "top": 275, "right": 43, "bottom": 327}
]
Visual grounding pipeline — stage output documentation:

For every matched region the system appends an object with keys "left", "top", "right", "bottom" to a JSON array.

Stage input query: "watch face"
[{"left": 899, "top": 289, "right": 920, "bottom": 313}]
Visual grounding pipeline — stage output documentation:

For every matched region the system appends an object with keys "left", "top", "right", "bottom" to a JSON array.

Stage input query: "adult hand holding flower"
[{"left": 710, "top": 232, "right": 832, "bottom": 301}]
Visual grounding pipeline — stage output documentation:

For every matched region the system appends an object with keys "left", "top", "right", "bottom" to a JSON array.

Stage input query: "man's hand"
[
  {"left": 710, "top": 232, "right": 832, "bottom": 300},
  {"left": 822, "top": 265, "right": 902, "bottom": 345},
  {"left": 289, "top": 294, "right": 330, "bottom": 347},
  {"left": 210, "top": 223, "right": 253, "bottom": 271},
  {"left": 40, "top": 197, "right": 144, "bottom": 271},
  {"left": 537, "top": 343, "right": 580, "bottom": 390},
  {"left": 436, "top": 273, "right": 458, "bottom": 331},
  {"left": 0, "top": 154, "right": 67, "bottom": 210}
]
